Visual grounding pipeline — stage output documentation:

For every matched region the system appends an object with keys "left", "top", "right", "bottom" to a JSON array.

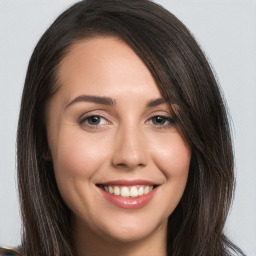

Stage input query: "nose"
[{"left": 112, "top": 125, "right": 149, "bottom": 170}]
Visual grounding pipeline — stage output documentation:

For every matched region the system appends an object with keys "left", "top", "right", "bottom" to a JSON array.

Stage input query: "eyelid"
[
  {"left": 79, "top": 109, "right": 110, "bottom": 119},
  {"left": 145, "top": 110, "right": 173, "bottom": 119},
  {"left": 146, "top": 115, "right": 174, "bottom": 123},
  {"left": 145, "top": 112, "right": 175, "bottom": 129},
  {"left": 78, "top": 110, "right": 112, "bottom": 126},
  {"left": 79, "top": 115, "right": 109, "bottom": 124}
]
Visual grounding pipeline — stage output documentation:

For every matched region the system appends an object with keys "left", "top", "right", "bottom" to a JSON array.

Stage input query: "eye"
[
  {"left": 148, "top": 115, "right": 175, "bottom": 128},
  {"left": 80, "top": 115, "right": 108, "bottom": 126},
  {"left": 151, "top": 116, "right": 168, "bottom": 125}
]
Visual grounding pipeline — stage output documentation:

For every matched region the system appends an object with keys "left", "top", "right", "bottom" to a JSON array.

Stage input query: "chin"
[{"left": 93, "top": 211, "right": 168, "bottom": 244}]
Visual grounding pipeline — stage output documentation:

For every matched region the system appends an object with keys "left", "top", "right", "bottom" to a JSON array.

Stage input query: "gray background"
[{"left": 0, "top": 0, "right": 255, "bottom": 255}]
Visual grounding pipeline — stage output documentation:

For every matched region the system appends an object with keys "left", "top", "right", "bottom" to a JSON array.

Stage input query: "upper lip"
[{"left": 97, "top": 179, "right": 159, "bottom": 186}]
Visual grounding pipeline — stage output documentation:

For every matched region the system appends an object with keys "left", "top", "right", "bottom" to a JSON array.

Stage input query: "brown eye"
[
  {"left": 152, "top": 116, "right": 166, "bottom": 125},
  {"left": 149, "top": 115, "right": 175, "bottom": 128},
  {"left": 87, "top": 116, "right": 101, "bottom": 125},
  {"left": 80, "top": 115, "right": 108, "bottom": 126}
]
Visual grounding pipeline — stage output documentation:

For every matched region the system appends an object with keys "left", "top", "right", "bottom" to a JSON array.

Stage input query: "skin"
[{"left": 46, "top": 37, "right": 191, "bottom": 256}]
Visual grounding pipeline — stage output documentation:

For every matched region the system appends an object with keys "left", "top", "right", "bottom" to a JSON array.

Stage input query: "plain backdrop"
[{"left": 0, "top": 0, "right": 255, "bottom": 255}]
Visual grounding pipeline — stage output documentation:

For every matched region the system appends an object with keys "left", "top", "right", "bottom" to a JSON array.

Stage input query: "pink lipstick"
[{"left": 97, "top": 180, "right": 159, "bottom": 209}]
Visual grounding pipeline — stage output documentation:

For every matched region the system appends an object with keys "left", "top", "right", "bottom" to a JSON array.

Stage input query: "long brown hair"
[{"left": 16, "top": 0, "right": 244, "bottom": 255}]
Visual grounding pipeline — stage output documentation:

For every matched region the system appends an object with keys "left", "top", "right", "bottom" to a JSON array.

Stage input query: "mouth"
[
  {"left": 96, "top": 180, "right": 160, "bottom": 209},
  {"left": 97, "top": 184, "right": 158, "bottom": 198}
]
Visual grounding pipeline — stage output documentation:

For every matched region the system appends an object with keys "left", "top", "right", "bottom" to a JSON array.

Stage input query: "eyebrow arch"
[
  {"left": 65, "top": 95, "right": 116, "bottom": 109},
  {"left": 146, "top": 98, "right": 166, "bottom": 107}
]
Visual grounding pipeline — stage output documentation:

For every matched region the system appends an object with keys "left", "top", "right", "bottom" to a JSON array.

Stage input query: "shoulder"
[{"left": 0, "top": 247, "right": 22, "bottom": 256}]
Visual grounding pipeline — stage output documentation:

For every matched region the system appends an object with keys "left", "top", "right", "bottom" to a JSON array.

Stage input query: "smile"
[
  {"left": 99, "top": 185, "right": 155, "bottom": 198},
  {"left": 97, "top": 181, "right": 159, "bottom": 209}
]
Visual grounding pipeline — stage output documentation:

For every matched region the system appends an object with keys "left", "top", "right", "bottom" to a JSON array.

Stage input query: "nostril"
[{"left": 117, "top": 163, "right": 128, "bottom": 167}]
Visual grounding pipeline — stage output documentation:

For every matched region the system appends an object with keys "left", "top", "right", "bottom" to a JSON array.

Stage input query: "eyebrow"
[
  {"left": 146, "top": 98, "right": 166, "bottom": 107},
  {"left": 65, "top": 95, "right": 116, "bottom": 109},
  {"left": 65, "top": 95, "right": 166, "bottom": 109}
]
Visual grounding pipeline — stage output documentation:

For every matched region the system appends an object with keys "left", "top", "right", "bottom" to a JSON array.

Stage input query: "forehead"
[{"left": 55, "top": 36, "right": 162, "bottom": 103}]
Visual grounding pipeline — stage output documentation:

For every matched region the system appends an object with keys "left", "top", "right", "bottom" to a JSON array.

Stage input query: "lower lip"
[{"left": 98, "top": 186, "right": 159, "bottom": 209}]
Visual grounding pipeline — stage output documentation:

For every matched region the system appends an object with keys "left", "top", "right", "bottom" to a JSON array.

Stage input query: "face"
[{"left": 46, "top": 37, "right": 191, "bottom": 244}]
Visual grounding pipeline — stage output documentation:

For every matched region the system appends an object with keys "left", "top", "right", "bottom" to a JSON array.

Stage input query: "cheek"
[
  {"left": 150, "top": 134, "right": 190, "bottom": 216},
  {"left": 52, "top": 127, "right": 110, "bottom": 178},
  {"left": 50, "top": 127, "right": 112, "bottom": 209},
  {"left": 50, "top": 127, "right": 112, "bottom": 215},
  {"left": 150, "top": 133, "right": 191, "bottom": 179}
]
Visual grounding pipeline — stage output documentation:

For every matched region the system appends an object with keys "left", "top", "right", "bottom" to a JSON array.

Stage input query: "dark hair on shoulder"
[
  {"left": 17, "top": 0, "right": 245, "bottom": 255},
  {"left": 0, "top": 247, "right": 22, "bottom": 256}
]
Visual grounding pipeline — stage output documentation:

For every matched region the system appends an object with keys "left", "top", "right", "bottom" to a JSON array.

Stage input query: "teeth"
[
  {"left": 113, "top": 186, "right": 120, "bottom": 196},
  {"left": 108, "top": 186, "right": 113, "bottom": 194},
  {"left": 138, "top": 186, "right": 144, "bottom": 196},
  {"left": 102, "top": 185, "right": 154, "bottom": 197},
  {"left": 120, "top": 187, "right": 129, "bottom": 197},
  {"left": 130, "top": 186, "right": 138, "bottom": 197},
  {"left": 144, "top": 186, "right": 150, "bottom": 194}
]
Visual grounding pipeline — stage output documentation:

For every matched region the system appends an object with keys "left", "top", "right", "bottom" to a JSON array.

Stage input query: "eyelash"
[
  {"left": 79, "top": 114, "right": 175, "bottom": 130},
  {"left": 79, "top": 115, "right": 109, "bottom": 128},
  {"left": 147, "top": 115, "right": 175, "bottom": 129}
]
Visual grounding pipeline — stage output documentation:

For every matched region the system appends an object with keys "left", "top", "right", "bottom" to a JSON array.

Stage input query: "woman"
[{"left": 0, "top": 0, "right": 245, "bottom": 255}]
